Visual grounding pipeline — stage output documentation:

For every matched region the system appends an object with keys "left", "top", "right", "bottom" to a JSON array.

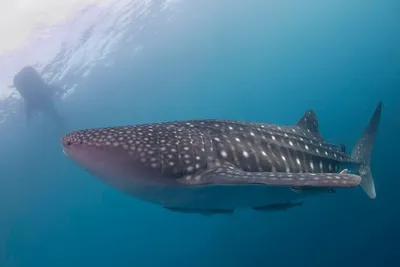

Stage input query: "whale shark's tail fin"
[{"left": 351, "top": 101, "right": 382, "bottom": 199}]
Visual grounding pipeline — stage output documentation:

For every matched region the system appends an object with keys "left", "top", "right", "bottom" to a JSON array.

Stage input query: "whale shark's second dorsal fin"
[
  {"left": 296, "top": 110, "right": 322, "bottom": 140},
  {"left": 340, "top": 144, "right": 346, "bottom": 153}
]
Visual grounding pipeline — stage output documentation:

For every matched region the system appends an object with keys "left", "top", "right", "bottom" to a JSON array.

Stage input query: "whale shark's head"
[
  {"left": 13, "top": 66, "right": 44, "bottom": 90},
  {"left": 61, "top": 126, "right": 184, "bottom": 193}
]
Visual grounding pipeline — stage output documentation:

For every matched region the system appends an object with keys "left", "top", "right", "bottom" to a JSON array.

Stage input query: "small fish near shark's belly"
[
  {"left": 123, "top": 178, "right": 333, "bottom": 211},
  {"left": 121, "top": 166, "right": 360, "bottom": 212},
  {"left": 128, "top": 183, "right": 300, "bottom": 210}
]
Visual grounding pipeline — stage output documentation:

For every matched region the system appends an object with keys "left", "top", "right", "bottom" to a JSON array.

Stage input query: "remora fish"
[{"left": 61, "top": 102, "right": 382, "bottom": 215}]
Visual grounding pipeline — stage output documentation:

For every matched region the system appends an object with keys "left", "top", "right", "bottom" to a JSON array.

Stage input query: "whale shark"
[
  {"left": 13, "top": 66, "right": 64, "bottom": 125},
  {"left": 61, "top": 101, "right": 382, "bottom": 215}
]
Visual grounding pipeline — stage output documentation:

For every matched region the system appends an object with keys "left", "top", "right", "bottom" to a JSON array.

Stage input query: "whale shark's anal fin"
[
  {"left": 252, "top": 201, "right": 304, "bottom": 212},
  {"left": 164, "top": 207, "right": 234, "bottom": 216},
  {"left": 178, "top": 166, "right": 362, "bottom": 188}
]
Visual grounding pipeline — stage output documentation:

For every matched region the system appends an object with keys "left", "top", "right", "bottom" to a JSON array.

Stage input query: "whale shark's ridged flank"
[
  {"left": 178, "top": 166, "right": 361, "bottom": 187},
  {"left": 61, "top": 101, "right": 382, "bottom": 213}
]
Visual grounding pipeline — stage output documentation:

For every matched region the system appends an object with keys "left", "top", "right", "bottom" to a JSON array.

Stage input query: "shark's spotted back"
[
  {"left": 61, "top": 101, "right": 382, "bottom": 213},
  {"left": 63, "top": 119, "right": 351, "bottom": 179}
]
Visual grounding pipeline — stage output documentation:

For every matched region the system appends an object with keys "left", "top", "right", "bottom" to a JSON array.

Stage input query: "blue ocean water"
[{"left": 0, "top": 0, "right": 399, "bottom": 266}]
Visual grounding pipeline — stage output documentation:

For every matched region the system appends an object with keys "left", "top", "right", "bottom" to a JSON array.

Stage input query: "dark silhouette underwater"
[{"left": 12, "top": 66, "right": 66, "bottom": 128}]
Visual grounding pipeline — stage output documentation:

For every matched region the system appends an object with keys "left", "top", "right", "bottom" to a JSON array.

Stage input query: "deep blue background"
[{"left": 0, "top": 1, "right": 399, "bottom": 266}]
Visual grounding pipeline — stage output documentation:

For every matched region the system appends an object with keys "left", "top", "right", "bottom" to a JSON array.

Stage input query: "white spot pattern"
[{"left": 62, "top": 119, "right": 352, "bottom": 183}]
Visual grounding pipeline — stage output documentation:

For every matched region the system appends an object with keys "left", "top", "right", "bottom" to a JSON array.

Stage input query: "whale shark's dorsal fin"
[{"left": 296, "top": 110, "right": 322, "bottom": 139}]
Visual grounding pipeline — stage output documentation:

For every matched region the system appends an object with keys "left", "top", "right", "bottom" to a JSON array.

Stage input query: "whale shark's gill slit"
[
  {"left": 157, "top": 129, "right": 164, "bottom": 175},
  {"left": 205, "top": 129, "right": 215, "bottom": 167},
  {"left": 199, "top": 132, "right": 208, "bottom": 171},
  {"left": 190, "top": 129, "right": 201, "bottom": 173},
  {"left": 229, "top": 135, "right": 240, "bottom": 168},
  {"left": 293, "top": 141, "right": 303, "bottom": 173},
  {"left": 249, "top": 140, "right": 262, "bottom": 172},
  {"left": 286, "top": 145, "right": 297, "bottom": 173},
  {"left": 173, "top": 129, "right": 179, "bottom": 176},
  {"left": 264, "top": 142, "right": 285, "bottom": 173}
]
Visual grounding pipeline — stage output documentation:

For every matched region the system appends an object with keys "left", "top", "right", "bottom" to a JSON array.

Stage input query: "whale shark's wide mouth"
[
  {"left": 61, "top": 132, "right": 125, "bottom": 165},
  {"left": 61, "top": 131, "right": 117, "bottom": 170},
  {"left": 61, "top": 132, "right": 145, "bottom": 189},
  {"left": 60, "top": 129, "right": 163, "bottom": 178},
  {"left": 61, "top": 132, "right": 82, "bottom": 148}
]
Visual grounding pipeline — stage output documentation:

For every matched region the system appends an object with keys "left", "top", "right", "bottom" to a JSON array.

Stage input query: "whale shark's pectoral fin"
[
  {"left": 178, "top": 166, "right": 362, "bottom": 188},
  {"left": 252, "top": 201, "right": 304, "bottom": 212},
  {"left": 164, "top": 207, "right": 234, "bottom": 216}
]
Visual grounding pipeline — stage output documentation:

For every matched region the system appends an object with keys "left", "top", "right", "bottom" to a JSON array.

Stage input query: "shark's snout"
[
  {"left": 61, "top": 132, "right": 85, "bottom": 157},
  {"left": 60, "top": 127, "right": 171, "bottom": 195},
  {"left": 61, "top": 134, "right": 80, "bottom": 148}
]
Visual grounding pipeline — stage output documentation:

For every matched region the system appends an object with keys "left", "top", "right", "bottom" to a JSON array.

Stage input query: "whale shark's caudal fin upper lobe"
[{"left": 351, "top": 101, "right": 382, "bottom": 199}]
